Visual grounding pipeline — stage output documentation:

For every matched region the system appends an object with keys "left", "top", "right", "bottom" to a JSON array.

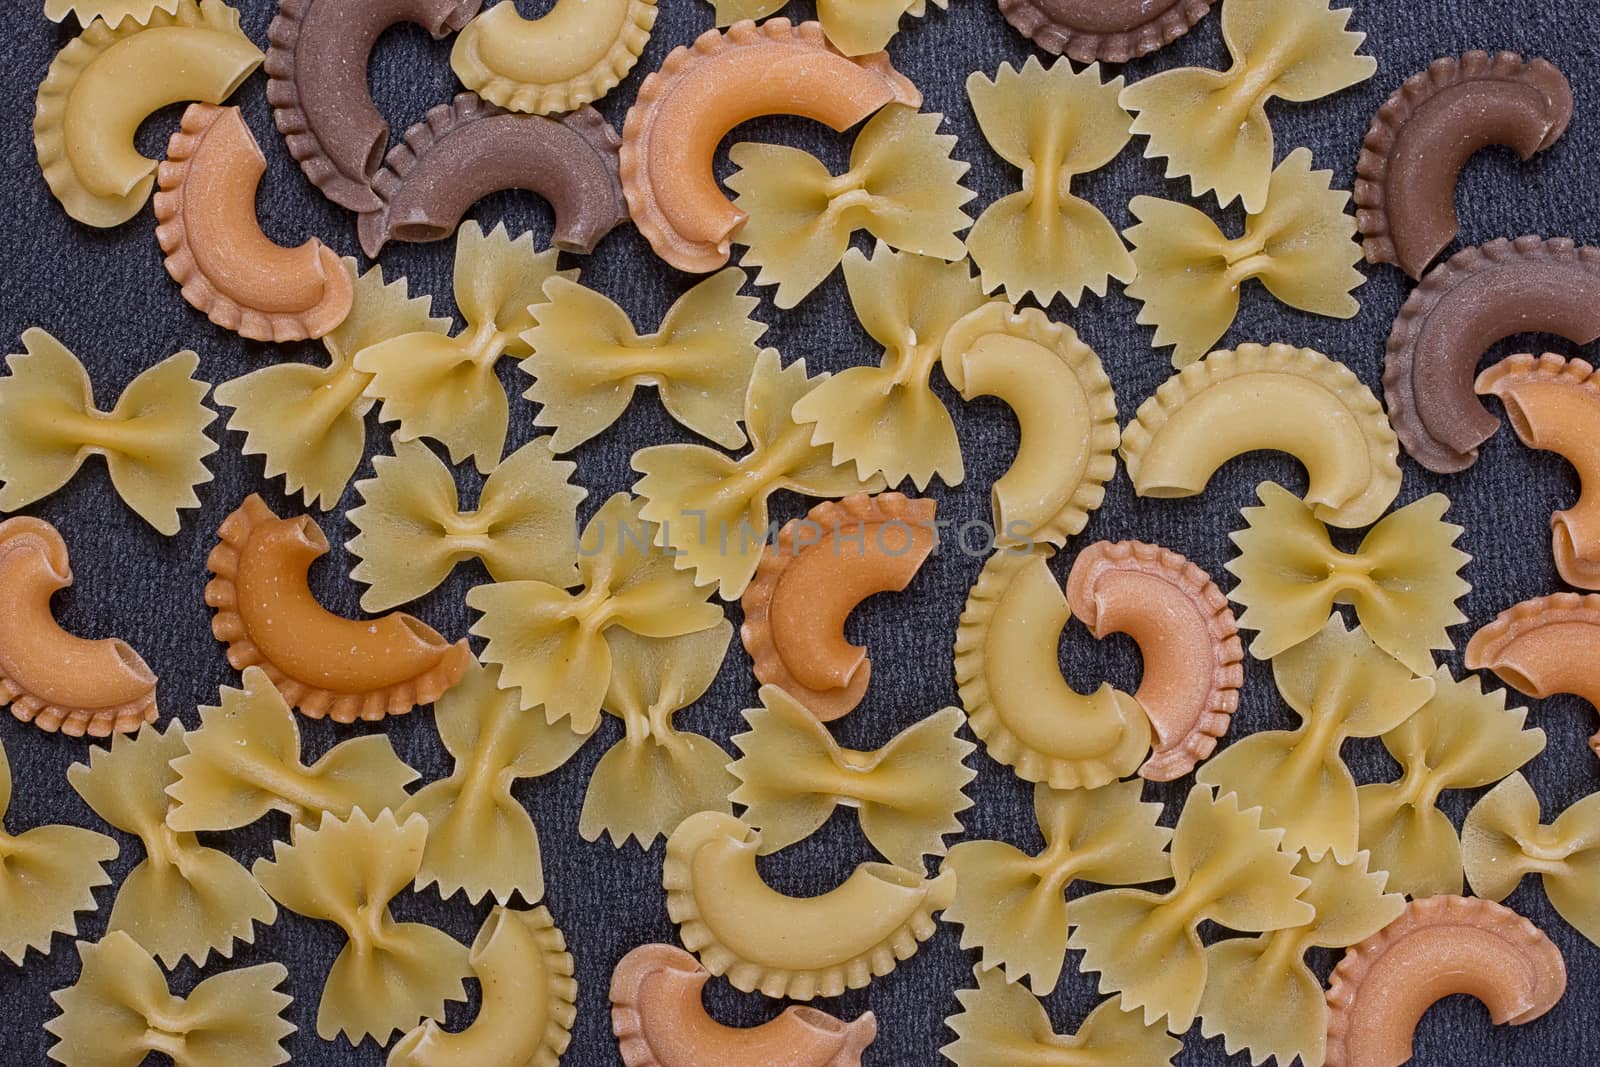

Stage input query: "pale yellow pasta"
[
  {"left": 44, "top": 0, "right": 182, "bottom": 27},
  {"left": 729, "top": 105, "right": 973, "bottom": 308},
  {"left": 706, "top": 0, "right": 945, "bottom": 56},
  {"left": 453, "top": 0, "right": 657, "bottom": 114}
]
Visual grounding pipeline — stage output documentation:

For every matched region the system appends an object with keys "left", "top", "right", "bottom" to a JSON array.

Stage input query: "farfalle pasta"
[
  {"left": 45, "top": 0, "right": 183, "bottom": 27},
  {"left": 943, "top": 969, "right": 1182, "bottom": 1067},
  {"left": 706, "top": 0, "right": 945, "bottom": 56},
  {"left": 452, "top": 0, "right": 656, "bottom": 114}
]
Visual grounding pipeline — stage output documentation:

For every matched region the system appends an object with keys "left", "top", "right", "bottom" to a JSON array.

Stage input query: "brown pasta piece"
[
  {"left": 997, "top": 0, "right": 1214, "bottom": 65},
  {"left": 1466, "top": 592, "right": 1600, "bottom": 759}
]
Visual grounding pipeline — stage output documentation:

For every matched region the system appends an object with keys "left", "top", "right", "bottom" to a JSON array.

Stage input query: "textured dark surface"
[{"left": 3, "top": 1, "right": 1600, "bottom": 1064}]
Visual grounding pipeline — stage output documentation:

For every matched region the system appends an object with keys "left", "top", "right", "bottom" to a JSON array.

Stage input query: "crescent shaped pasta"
[
  {"left": 964, "top": 58, "right": 1135, "bottom": 306},
  {"left": 45, "top": 0, "right": 183, "bottom": 27},
  {"left": 0, "top": 517, "right": 158, "bottom": 737},
  {"left": 1465, "top": 592, "right": 1600, "bottom": 759},
  {"left": 996, "top": 0, "right": 1214, "bottom": 64},
  {"left": 663, "top": 810, "right": 956, "bottom": 1000},
  {"left": 1120, "top": 342, "right": 1401, "bottom": 529},
  {"left": 0, "top": 328, "right": 217, "bottom": 536},
  {"left": 452, "top": 0, "right": 657, "bottom": 114},
  {"left": 707, "top": 0, "right": 943, "bottom": 56},
  {"left": 253, "top": 809, "right": 472, "bottom": 1046},
  {"left": 67, "top": 722, "right": 277, "bottom": 968},
  {"left": 33, "top": 0, "right": 263, "bottom": 228}
]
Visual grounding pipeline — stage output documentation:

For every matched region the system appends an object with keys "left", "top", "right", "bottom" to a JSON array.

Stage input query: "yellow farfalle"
[
  {"left": 1227, "top": 481, "right": 1470, "bottom": 674},
  {"left": 1119, "top": 0, "right": 1376, "bottom": 212},
  {"left": 940, "top": 780, "right": 1171, "bottom": 995},
  {"left": 1126, "top": 148, "right": 1365, "bottom": 366},
  {"left": 45, "top": 0, "right": 183, "bottom": 27},
  {"left": 520, "top": 268, "right": 767, "bottom": 453},
  {"left": 706, "top": 0, "right": 944, "bottom": 56},
  {"left": 0, "top": 328, "right": 216, "bottom": 535},
  {"left": 728, "top": 105, "right": 973, "bottom": 308},
  {"left": 965, "top": 57, "right": 1135, "bottom": 306}
]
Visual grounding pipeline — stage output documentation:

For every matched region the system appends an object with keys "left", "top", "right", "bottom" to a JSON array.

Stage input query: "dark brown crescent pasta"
[{"left": 997, "top": 0, "right": 1214, "bottom": 63}]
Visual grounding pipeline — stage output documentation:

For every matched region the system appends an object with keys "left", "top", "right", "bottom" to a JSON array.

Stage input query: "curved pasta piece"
[
  {"left": 521, "top": 269, "right": 766, "bottom": 453},
  {"left": 206, "top": 495, "right": 472, "bottom": 721},
  {"left": 45, "top": 932, "right": 294, "bottom": 1067},
  {"left": 997, "top": 0, "right": 1213, "bottom": 63},
  {"left": 1356, "top": 52, "right": 1573, "bottom": 279},
  {"left": 1118, "top": 0, "right": 1375, "bottom": 212},
  {"left": 265, "top": 0, "right": 483, "bottom": 212},
  {"left": 707, "top": 0, "right": 943, "bottom": 56},
  {"left": 166, "top": 666, "right": 418, "bottom": 833},
  {"left": 943, "top": 969, "right": 1181, "bottom": 1067},
  {"left": 67, "top": 722, "right": 276, "bottom": 968},
  {"left": 359, "top": 94, "right": 625, "bottom": 259},
  {"left": 1466, "top": 593, "right": 1600, "bottom": 759},
  {"left": 1120, "top": 342, "right": 1401, "bottom": 529},
  {"left": 620, "top": 18, "right": 922, "bottom": 274},
  {"left": 253, "top": 809, "right": 472, "bottom": 1045},
  {"left": 1126, "top": 147, "right": 1364, "bottom": 367},
  {"left": 965, "top": 58, "right": 1134, "bottom": 306},
  {"left": 940, "top": 780, "right": 1171, "bottom": 995},
  {"left": 0, "top": 517, "right": 158, "bottom": 737},
  {"left": 611, "top": 942, "right": 876, "bottom": 1067},
  {"left": 1227, "top": 481, "right": 1470, "bottom": 674},
  {"left": 33, "top": 0, "right": 263, "bottom": 228},
  {"left": 154, "top": 104, "right": 353, "bottom": 342},
  {"left": 740, "top": 493, "right": 937, "bottom": 722},
  {"left": 45, "top": 0, "right": 183, "bottom": 27},
  {"left": 452, "top": 0, "right": 656, "bottom": 114},
  {"left": 1066, "top": 539, "right": 1242, "bottom": 781},
  {"left": 0, "top": 328, "right": 216, "bottom": 536},
  {"left": 663, "top": 811, "right": 955, "bottom": 999},
  {"left": 1324, "top": 896, "right": 1566, "bottom": 1067},
  {"left": 729, "top": 105, "right": 972, "bottom": 308},
  {"left": 1382, "top": 236, "right": 1600, "bottom": 474},
  {"left": 388, "top": 906, "right": 576, "bottom": 1067},
  {"left": 940, "top": 303, "right": 1119, "bottom": 547}
]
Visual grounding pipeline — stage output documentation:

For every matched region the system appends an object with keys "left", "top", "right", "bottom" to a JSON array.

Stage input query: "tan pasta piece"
[
  {"left": 33, "top": 0, "right": 262, "bottom": 228},
  {"left": 206, "top": 495, "right": 472, "bottom": 722},
  {"left": 612, "top": 943, "right": 876, "bottom": 1067},
  {"left": 940, "top": 780, "right": 1171, "bottom": 995},
  {"left": 67, "top": 722, "right": 276, "bottom": 968},
  {"left": 0, "top": 329, "right": 216, "bottom": 536},
  {"left": 943, "top": 969, "right": 1182, "bottom": 1067},
  {"left": 1324, "top": 896, "right": 1566, "bottom": 1067},
  {"left": 45, "top": 932, "right": 293, "bottom": 1067},
  {"left": 663, "top": 811, "right": 955, "bottom": 999},
  {"left": 452, "top": 0, "right": 657, "bottom": 114},
  {"left": 1126, "top": 148, "right": 1365, "bottom": 367},
  {"left": 254, "top": 809, "right": 472, "bottom": 1046},
  {"left": 964, "top": 58, "right": 1134, "bottom": 306},
  {"left": 1120, "top": 343, "right": 1401, "bottom": 529},
  {"left": 706, "top": 0, "right": 943, "bottom": 56},
  {"left": 44, "top": 0, "right": 183, "bottom": 27},
  {"left": 0, "top": 518, "right": 158, "bottom": 737},
  {"left": 389, "top": 906, "right": 577, "bottom": 1067},
  {"left": 154, "top": 104, "right": 353, "bottom": 343},
  {"left": 1466, "top": 593, "right": 1600, "bottom": 759}
]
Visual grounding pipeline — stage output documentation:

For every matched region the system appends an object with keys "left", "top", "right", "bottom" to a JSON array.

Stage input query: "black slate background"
[{"left": 2, "top": 0, "right": 1600, "bottom": 1064}]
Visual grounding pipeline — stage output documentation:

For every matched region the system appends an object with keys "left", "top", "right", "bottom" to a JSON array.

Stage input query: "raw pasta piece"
[
  {"left": 1324, "top": 896, "right": 1566, "bottom": 1067},
  {"left": 253, "top": 809, "right": 472, "bottom": 1045},
  {"left": 468, "top": 493, "right": 725, "bottom": 732},
  {"left": 215, "top": 258, "right": 450, "bottom": 510},
  {"left": 452, "top": 0, "right": 657, "bottom": 114},
  {"left": 44, "top": 0, "right": 183, "bottom": 27},
  {"left": 521, "top": 269, "right": 766, "bottom": 453},
  {"left": 0, "top": 517, "right": 158, "bottom": 737},
  {"left": 620, "top": 18, "right": 922, "bottom": 273},
  {"left": 1066, "top": 540, "right": 1242, "bottom": 781},
  {"left": 943, "top": 969, "right": 1182, "bottom": 1067},
  {"left": 964, "top": 58, "right": 1134, "bottom": 306},
  {"left": 354, "top": 222, "right": 575, "bottom": 473},
  {"left": 1067, "top": 784, "right": 1315, "bottom": 1030},
  {"left": 45, "top": 932, "right": 293, "bottom": 1067},
  {"left": 1466, "top": 593, "right": 1600, "bottom": 759},
  {"left": 1198, "top": 616, "right": 1434, "bottom": 862},
  {"left": 790, "top": 245, "right": 986, "bottom": 489},
  {"left": 400, "top": 661, "right": 591, "bottom": 905},
  {"left": 612, "top": 942, "right": 876, "bottom": 1067},
  {"left": 1357, "top": 670, "right": 1545, "bottom": 898},
  {"left": 1126, "top": 148, "right": 1364, "bottom": 367},
  {"left": 1197, "top": 852, "right": 1405, "bottom": 1067},
  {"left": 705, "top": 0, "right": 942, "bottom": 56},
  {"left": 389, "top": 906, "right": 577, "bottom": 1067},
  {"left": 1463, "top": 773, "right": 1600, "bottom": 948},
  {"left": 940, "top": 780, "right": 1171, "bottom": 995},
  {"left": 0, "top": 328, "right": 216, "bottom": 535},
  {"left": 996, "top": 0, "right": 1213, "bottom": 63},
  {"left": 1120, "top": 342, "right": 1401, "bottom": 529},
  {"left": 33, "top": 0, "right": 263, "bottom": 227},
  {"left": 663, "top": 810, "right": 955, "bottom": 999},
  {"left": 67, "top": 722, "right": 276, "bottom": 968},
  {"left": 940, "top": 302, "right": 1118, "bottom": 548},
  {"left": 347, "top": 439, "right": 586, "bottom": 612},
  {"left": 1227, "top": 481, "right": 1469, "bottom": 674},
  {"left": 166, "top": 667, "right": 417, "bottom": 833},
  {"left": 954, "top": 546, "right": 1151, "bottom": 789},
  {"left": 1118, "top": 0, "right": 1375, "bottom": 212},
  {"left": 632, "top": 351, "right": 886, "bottom": 599},
  {"left": 729, "top": 105, "right": 972, "bottom": 308}
]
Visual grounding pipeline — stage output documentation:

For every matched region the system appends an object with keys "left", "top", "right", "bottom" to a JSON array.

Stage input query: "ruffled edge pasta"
[
  {"left": 996, "top": 0, "right": 1212, "bottom": 63},
  {"left": 44, "top": 0, "right": 184, "bottom": 25},
  {"left": 452, "top": 0, "right": 658, "bottom": 114}
]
